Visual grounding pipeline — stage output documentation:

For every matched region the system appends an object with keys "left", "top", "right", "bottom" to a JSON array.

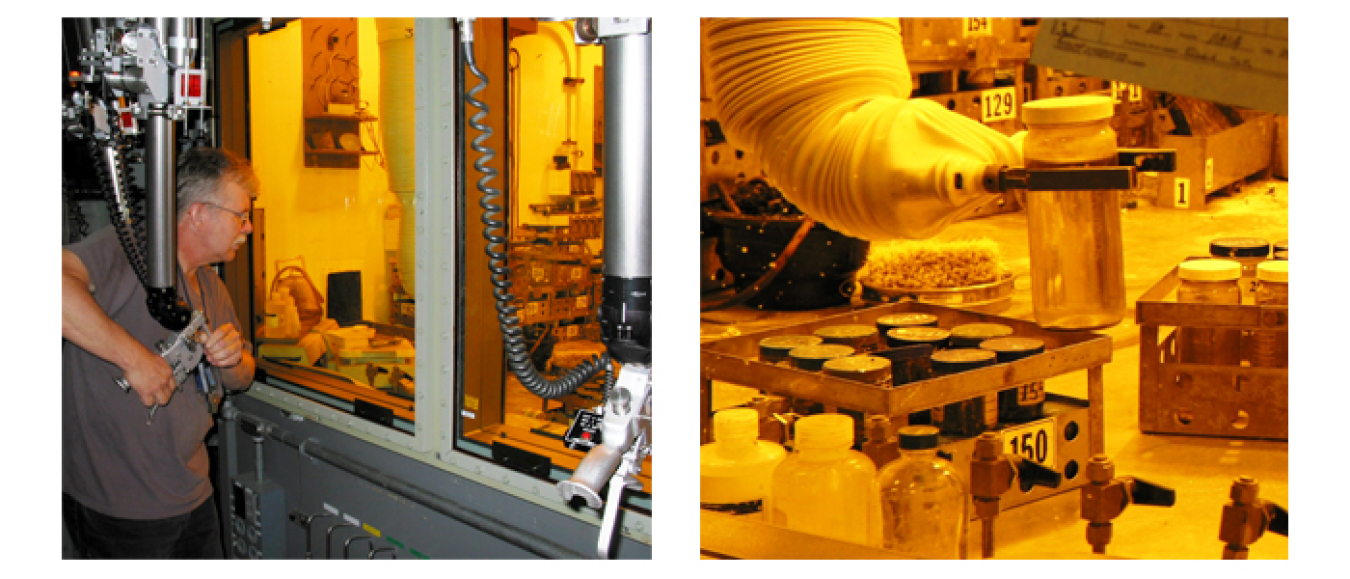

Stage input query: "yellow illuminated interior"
[{"left": 243, "top": 18, "right": 646, "bottom": 490}]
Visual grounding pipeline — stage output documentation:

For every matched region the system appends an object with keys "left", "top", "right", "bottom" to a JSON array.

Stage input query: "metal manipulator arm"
[
  {"left": 65, "top": 18, "right": 211, "bottom": 332},
  {"left": 556, "top": 18, "right": 653, "bottom": 559}
]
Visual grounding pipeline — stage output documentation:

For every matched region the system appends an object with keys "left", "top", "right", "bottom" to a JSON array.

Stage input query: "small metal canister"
[
  {"left": 788, "top": 344, "right": 856, "bottom": 372},
  {"left": 823, "top": 355, "right": 893, "bottom": 385},
  {"left": 1209, "top": 237, "right": 1270, "bottom": 304},
  {"left": 948, "top": 323, "right": 1014, "bottom": 349},
  {"left": 815, "top": 324, "right": 881, "bottom": 352},
  {"left": 758, "top": 335, "right": 823, "bottom": 365},
  {"left": 875, "top": 313, "right": 939, "bottom": 337},
  {"left": 885, "top": 327, "right": 951, "bottom": 350},
  {"left": 980, "top": 336, "right": 1048, "bottom": 424},
  {"left": 931, "top": 348, "right": 997, "bottom": 437}
]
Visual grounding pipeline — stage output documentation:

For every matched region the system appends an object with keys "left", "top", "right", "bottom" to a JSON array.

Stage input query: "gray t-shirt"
[{"left": 63, "top": 225, "right": 243, "bottom": 520}]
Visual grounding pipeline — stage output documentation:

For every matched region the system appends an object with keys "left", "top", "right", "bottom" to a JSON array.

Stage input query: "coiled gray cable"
[{"left": 462, "top": 21, "right": 607, "bottom": 400}]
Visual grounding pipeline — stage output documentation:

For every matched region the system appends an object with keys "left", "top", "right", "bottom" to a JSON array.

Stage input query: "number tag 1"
[
  {"left": 1001, "top": 417, "right": 1056, "bottom": 467},
  {"left": 981, "top": 87, "right": 1016, "bottom": 123}
]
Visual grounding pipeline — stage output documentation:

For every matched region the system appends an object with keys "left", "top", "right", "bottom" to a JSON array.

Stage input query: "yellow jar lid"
[
  {"left": 1257, "top": 260, "right": 1288, "bottom": 283},
  {"left": 1179, "top": 259, "right": 1241, "bottom": 281},
  {"left": 822, "top": 355, "right": 891, "bottom": 374},
  {"left": 1023, "top": 95, "right": 1114, "bottom": 125},
  {"left": 814, "top": 324, "right": 877, "bottom": 340}
]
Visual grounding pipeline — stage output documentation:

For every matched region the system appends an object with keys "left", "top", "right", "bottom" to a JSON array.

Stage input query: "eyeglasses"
[{"left": 202, "top": 202, "right": 251, "bottom": 226}]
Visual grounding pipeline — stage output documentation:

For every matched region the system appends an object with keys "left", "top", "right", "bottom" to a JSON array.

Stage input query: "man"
[{"left": 62, "top": 148, "right": 258, "bottom": 559}]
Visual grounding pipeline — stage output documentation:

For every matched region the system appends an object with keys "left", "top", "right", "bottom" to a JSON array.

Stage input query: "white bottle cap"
[
  {"left": 713, "top": 408, "right": 760, "bottom": 443},
  {"left": 1179, "top": 259, "right": 1242, "bottom": 282},
  {"left": 794, "top": 413, "right": 854, "bottom": 450},
  {"left": 1023, "top": 95, "right": 1114, "bottom": 125},
  {"left": 1256, "top": 260, "right": 1288, "bottom": 283}
]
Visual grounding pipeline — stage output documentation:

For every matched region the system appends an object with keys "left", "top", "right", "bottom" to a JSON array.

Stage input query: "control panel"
[{"left": 230, "top": 473, "right": 286, "bottom": 559}]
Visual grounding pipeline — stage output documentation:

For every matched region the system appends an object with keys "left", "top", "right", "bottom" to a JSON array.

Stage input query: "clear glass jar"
[
  {"left": 1177, "top": 259, "right": 1242, "bottom": 366},
  {"left": 877, "top": 426, "right": 968, "bottom": 559},
  {"left": 701, "top": 408, "right": 787, "bottom": 517},
  {"left": 1250, "top": 260, "right": 1289, "bottom": 368},
  {"left": 1022, "top": 95, "right": 1126, "bottom": 330},
  {"left": 768, "top": 414, "right": 880, "bottom": 546}
]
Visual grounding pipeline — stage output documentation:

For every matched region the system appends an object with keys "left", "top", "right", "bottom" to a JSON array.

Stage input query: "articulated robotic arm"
[{"left": 701, "top": 18, "right": 1172, "bottom": 243}]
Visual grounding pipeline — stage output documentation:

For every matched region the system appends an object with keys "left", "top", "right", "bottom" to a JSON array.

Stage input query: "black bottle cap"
[
  {"left": 1210, "top": 237, "right": 1271, "bottom": 259},
  {"left": 897, "top": 425, "right": 940, "bottom": 450}
]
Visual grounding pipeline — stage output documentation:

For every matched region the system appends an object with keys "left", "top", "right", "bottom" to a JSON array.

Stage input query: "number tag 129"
[
  {"left": 1001, "top": 417, "right": 1056, "bottom": 467},
  {"left": 981, "top": 87, "right": 1016, "bottom": 123}
]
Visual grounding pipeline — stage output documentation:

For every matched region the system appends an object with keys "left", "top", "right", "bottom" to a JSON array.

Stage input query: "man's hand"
[
  {"left": 202, "top": 323, "right": 244, "bottom": 368},
  {"left": 122, "top": 344, "right": 178, "bottom": 408}
]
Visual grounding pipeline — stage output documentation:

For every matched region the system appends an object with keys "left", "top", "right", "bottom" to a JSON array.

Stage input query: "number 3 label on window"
[
  {"left": 981, "top": 87, "right": 1016, "bottom": 123},
  {"left": 1001, "top": 417, "right": 1056, "bottom": 467}
]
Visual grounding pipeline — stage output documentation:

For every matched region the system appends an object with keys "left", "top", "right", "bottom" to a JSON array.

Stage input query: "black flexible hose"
[
  {"left": 463, "top": 28, "right": 607, "bottom": 400},
  {"left": 88, "top": 104, "right": 150, "bottom": 288}
]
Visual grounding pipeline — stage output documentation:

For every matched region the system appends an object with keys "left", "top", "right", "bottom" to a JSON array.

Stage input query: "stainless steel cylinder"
[
  {"left": 145, "top": 108, "right": 176, "bottom": 289},
  {"left": 601, "top": 31, "right": 652, "bottom": 279}
]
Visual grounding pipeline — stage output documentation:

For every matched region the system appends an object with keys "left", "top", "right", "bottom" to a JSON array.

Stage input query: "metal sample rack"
[
  {"left": 701, "top": 302, "right": 1113, "bottom": 514},
  {"left": 1136, "top": 262, "right": 1289, "bottom": 440}
]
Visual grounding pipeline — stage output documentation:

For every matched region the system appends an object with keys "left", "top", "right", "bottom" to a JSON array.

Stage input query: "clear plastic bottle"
[
  {"left": 877, "top": 425, "right": 968, "bottom": 559},
  {"left": 768, "top": 413, "right": 880, "bottom": 546},
  {"left": 1022, "top": 95, "right": 1126, "bottom": 330},
  {"left": 701, "top": 408, "right": 787, "bottom": 516},
  {"left": 1249, "top": 260, "right": 1289, "bottom": 368},
  {"left": 1177, "top": 259, "right": 1243, "bottom": 366}
]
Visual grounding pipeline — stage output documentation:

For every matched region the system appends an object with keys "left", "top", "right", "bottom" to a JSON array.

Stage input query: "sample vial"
[
  {"left": 759, "top": 335, "right": 823, "bottom": 365},
  {"left": 876, "top": 313, "right": 939, "bottom": 337},
  {"left": 769, "top": 414, "right": 880, "bottom": 546},
  {"left": 1177, "top": 259, "right": 1243, "bottom": 366},
  {"left": 1022, "top": 95, "right": 1126, "bottom": 330},
  {"left": 1249, "top": 260, "right": 1289, "bottom": 368},
  {"left": 876, "top": 425, "right": 968, "bottom": 559},
  {"left": 1210, "top": 237, "right": 1271, "bottom": 304},
  {"left": 788, "top": 344, "right": 856, "bottom": 371},
  {"left": 980, "top": 336, "right": 1048, "bottom": 423},
  {"left": 948, "top": 323, "right": 1014, "bottom": 349},
  {"left": 700, "top": 408, "right": 787, "bottom": 516},
  {"left": 930, "top": 349, "right": 998, "bottom": 437},
  {"left": 815, "top": 324, "right": 881, "bottom": 352}
]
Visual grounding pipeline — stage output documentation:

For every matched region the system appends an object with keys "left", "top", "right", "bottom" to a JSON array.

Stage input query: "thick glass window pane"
[{"left": 248, "top": 18, "right": 417, "bottom": 431}]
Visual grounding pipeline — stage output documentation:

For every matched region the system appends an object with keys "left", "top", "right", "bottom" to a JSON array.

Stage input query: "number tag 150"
[{"left": 1001, "top": 417, "right": 1056, "bottom": 467}]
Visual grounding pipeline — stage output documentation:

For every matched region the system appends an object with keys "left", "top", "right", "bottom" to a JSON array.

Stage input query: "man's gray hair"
[{"left": 176, "top": 148, "right": 260, "bottom": 218}]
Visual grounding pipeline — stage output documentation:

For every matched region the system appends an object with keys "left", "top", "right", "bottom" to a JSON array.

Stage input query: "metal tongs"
[
  {"left": 985, "top": 149, "right": 1178, "bottom": 192},
  {"left": 115, "top": 310, "right": 208, "bottom": 424}
]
